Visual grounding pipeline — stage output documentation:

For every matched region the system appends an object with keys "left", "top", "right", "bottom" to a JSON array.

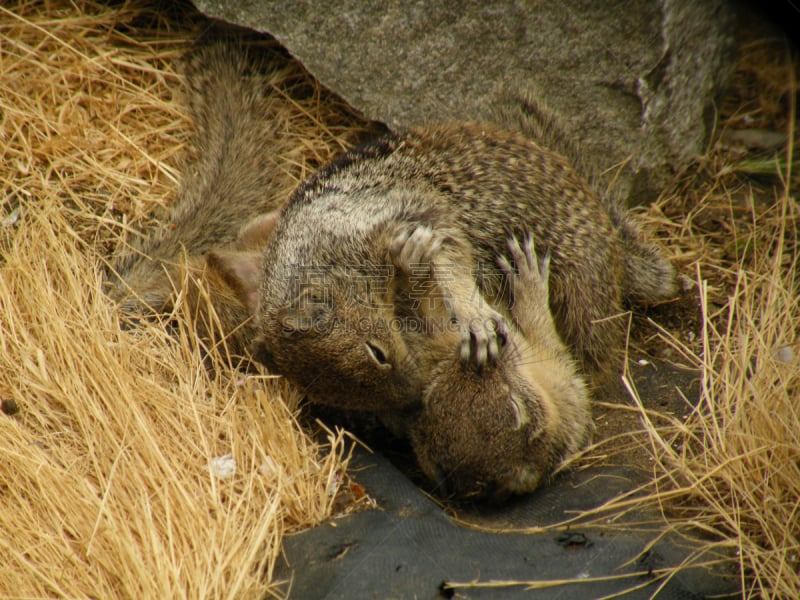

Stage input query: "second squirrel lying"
[{"left": 396, "top": 230, "right": 591, "bottom": 500}]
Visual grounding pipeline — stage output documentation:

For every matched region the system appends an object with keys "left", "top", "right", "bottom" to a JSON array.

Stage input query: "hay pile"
[
  {"left": 588, "top": 31, "right": 799, "bottom": 598},
  {"left": 0, "top": 2, "right": 362, "bottom": 597},
  {"left": 630, "top": 34, "right": 800, "bottom": 597}
]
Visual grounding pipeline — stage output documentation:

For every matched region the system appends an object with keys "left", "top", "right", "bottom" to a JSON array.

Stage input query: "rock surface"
[{"left": 194, "top": 0, "right": 735, "bottom": 205}]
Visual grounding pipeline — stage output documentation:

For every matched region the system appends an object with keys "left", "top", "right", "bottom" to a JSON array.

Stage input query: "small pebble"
[
  {"left": 1, "top": 206, "right": 21, "bottom": 228},
  {"left": 328, "top": 473, "right": 342, "bottom": 497},
  {"left": 208, "top": 454, "right": 236, "bottom": 479},
  {"left": 260, "top": 456, "right": 279, "bottom": 479}
]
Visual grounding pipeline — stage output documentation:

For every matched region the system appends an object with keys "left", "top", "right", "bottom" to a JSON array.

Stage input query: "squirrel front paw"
[
  {"left": 389, "top": 225, "right": 508, "bottom": 370},
  {"left": 391, "top": 227, "right": 509, "bottom": 370},
  {"left": 389, "top": 225, "right": 443, "bottom": 276},
  {"left": 498, "top": 233, "right": 550, "bottom": 311},
  {"left": 458, "top": 303, "right": 509, "bottom": 371}
]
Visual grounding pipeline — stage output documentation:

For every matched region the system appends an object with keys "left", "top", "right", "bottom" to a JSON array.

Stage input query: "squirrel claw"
[
  {"left": 390, "top": 225, "right": 443, "bottom": 274},
  {"left": 459, "top": 308, "right": 509, "bottom": 371},
  {"left": 500, "top": 234, "right": 550, "bottom": 304}
]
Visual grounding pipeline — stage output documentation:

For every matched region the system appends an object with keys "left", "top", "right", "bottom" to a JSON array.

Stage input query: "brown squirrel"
[
  {"left": 394, "top": 230, "right": 591, "bottom": 500},
  {"left": 230, "top": 123, "right": 675, "bottom": 402},
  {"left": 209, "top": 123, "right": 676, "bottom": 497}
]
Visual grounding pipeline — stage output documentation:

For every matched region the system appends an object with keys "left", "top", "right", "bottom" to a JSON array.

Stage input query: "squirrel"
[
  {"left": 394, "top": 230, "right": 591, "bottom": 501},
  {"left": 107, "top": 38, "right": 304, "bottom": 358},
  {"left": 207, "top": 122, "right": 677, "bottom": 497},
  {"left": 227, "top": 123, "right": 676, "bottom": 405}
]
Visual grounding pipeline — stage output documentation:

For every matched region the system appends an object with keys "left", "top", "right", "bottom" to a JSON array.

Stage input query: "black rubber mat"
[{"left": 274, "top": 361, "right": 740, "bottom": 599}]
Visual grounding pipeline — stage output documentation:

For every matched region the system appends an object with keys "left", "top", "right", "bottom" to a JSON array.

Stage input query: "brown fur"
[
  {"left": 235, "top": 123, "right": 675, "bottom": 497},
  {"left": 398, "top": 233, "right": 591, "bottom": 500},
  {"left": 250, "top": 123, "right": 677, "bottom": 409}
]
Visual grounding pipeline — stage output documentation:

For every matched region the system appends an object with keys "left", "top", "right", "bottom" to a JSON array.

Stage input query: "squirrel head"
[
  {"left": 252, "top": 271, "right": 429, "bottom": 411},
  {"left": 409, "top": 358, "right": 551, "bottom": 502}
]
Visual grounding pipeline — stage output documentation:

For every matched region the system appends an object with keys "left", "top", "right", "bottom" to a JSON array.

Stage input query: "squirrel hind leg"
[
  {"left": 606, "top": 204, "right": 677, "bottom": 304},
  {"left": 619, "top": 221, "right": 678, "bottom": 304}
]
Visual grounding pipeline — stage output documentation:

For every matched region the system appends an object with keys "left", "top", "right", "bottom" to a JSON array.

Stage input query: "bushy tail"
[
  {"left": 109, "top": 32, "right": 289, "bottom": 305},
  {"left": 163, "top": 34, "right": 290, "bottom": 257}
]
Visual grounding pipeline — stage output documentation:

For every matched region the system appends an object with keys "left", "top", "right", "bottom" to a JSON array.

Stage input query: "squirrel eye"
[{"left": 365, "top": 341, "right": 391, "bottom": 369}]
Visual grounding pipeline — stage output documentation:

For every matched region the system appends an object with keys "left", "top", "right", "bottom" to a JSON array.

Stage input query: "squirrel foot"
[
  {"left": 390, "top": 225, "right": 508, "bottom": 371},
  {"left": 498, "top": 233, "right": 550, "bottom": 310}
]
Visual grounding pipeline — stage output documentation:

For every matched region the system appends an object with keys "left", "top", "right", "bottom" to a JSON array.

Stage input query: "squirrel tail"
[
  {"left": 178, "top": 34, "right": 289, "bottom": 233},
  {"left": 109, "top": 32, "right": 287, "bottom": 307}
]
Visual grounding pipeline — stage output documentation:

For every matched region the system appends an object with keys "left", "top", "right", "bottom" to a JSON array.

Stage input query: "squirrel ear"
[
  {"left": 205, "top": 250, "right": 262, "bottom": 314},
  {"left": 236, "top": 210, "right": 281, "bottom": 250},
  {"left": 203, "top": 209, "right": 280, "bottom": 314}
]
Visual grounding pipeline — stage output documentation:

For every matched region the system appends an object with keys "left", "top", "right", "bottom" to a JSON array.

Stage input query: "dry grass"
[
  {"left": 0, "top": 204, "right": 349, "bottom": 597},
  {"left": 634, "top": 71, "right": 798, "bottom": 600},
  {"left": 1, "top": 2, "right": 360, "bottom": 598},
  {"left": 1, "top": 1, "right": 189, "bottom": 252},
  {"left": 592, "top": 33, "right": 800, "bottom": 599},
  {"left": 614, "top": 189, "right": 799, "bottom": 598}
]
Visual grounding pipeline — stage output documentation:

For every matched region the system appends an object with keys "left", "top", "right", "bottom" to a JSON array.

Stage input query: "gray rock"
[{"left": 194, "top": 0, "right": 735, "bottom": 205}]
